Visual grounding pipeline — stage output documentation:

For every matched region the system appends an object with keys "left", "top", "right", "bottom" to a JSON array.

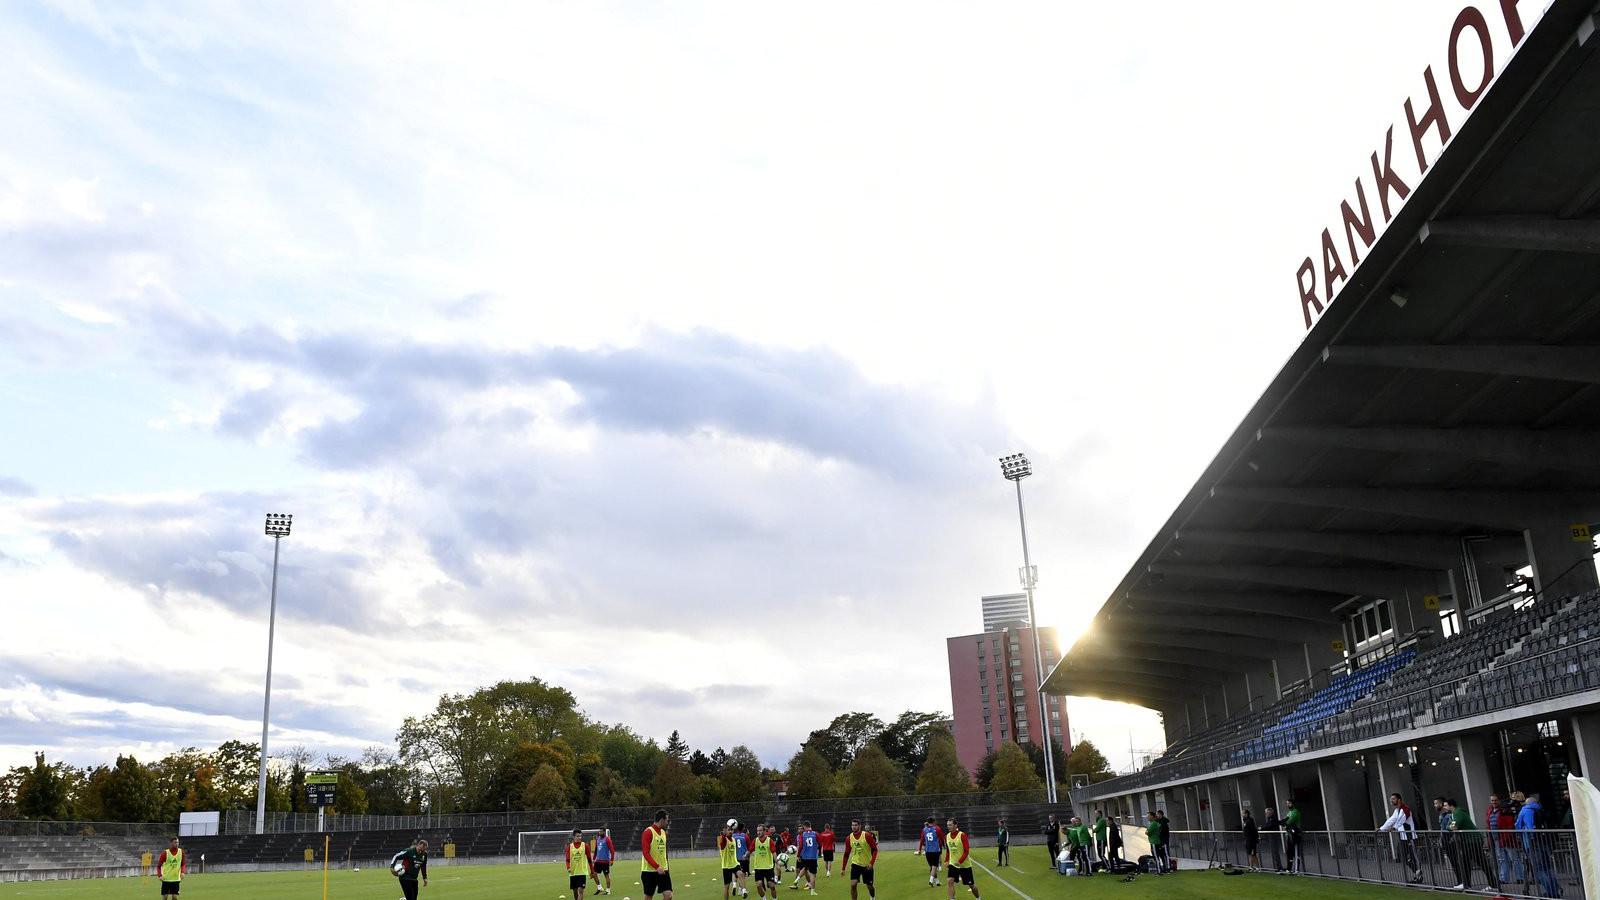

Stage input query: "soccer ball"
[
  {"left": 392, "top": 860, "right": 407, "bottom": 876},
  {"left": 727, "top": 818, "right": 739, "bottom": 829},
  {"left": 787, "top": 846, "right": 797, "bottom": 856},
  {"left": 353, "top": 867, "right": 361, "bottom": 872}
]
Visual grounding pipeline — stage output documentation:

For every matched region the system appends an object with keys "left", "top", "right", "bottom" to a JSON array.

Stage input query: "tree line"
[{"left": 1, "top": 677, "right": 1116, "bottom": 822}]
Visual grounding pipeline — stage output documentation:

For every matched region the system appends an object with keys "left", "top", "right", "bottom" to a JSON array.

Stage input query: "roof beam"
[
  {"left": 1065, "top": 640, "right": 1262, "bottom": 673},
  {"left": 1213, "top": 484, "right": 1600, "bottom": 530},
  {"left": 1420, "top": 216, "right": 1600, "bottom": 253},
  {"left": 1086, "top": 633, "right": 1280, "bottom": 661},
  {"left": 1175, "top": 527, "right": 1463, "bottom": 569},
  {"left": 1148, "top": 561, "right": 1425, "bottom": 598},
  {"left": 1130, "top": 612, "right": 1329, "bottom": 642},
  {"left": 1122, "top": 590, "right": 1340, "bottom": 623},
  {"left": 1263, "top": 424, "right": 1600, "bottom": 475},
  {"left": 1322, "top": 344, "right": 1600, "bottom": 386}
]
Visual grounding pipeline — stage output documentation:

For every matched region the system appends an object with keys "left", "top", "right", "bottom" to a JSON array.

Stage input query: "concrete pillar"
[
  {"left": 1570, "top": 712, "right": 1600, "bottom": 778},
  {"left": 1303, "top": 643, "right": 1314, "bottom": 681},
  {"left": 1221, "top": 681, "right": 1231, "bottom": 718},
  {"left": 1269, "top": 768, "right": 1292, "bottom": 818},
  {"left": 1373, "top": 749, "right": 1398, "bottom": 826},
  {"left": 1525, "top": 523, "right": 1600, "bottom": 597},
  {"left": 1180, "top": 784, "right": 1195, "bottom": 830},
  {"left": 1184, "top": 701, "right": 1193, "bottom": 736},
  {"left": 1317, "top": 759, "right": 1349, "bottom": 834},
  {"left": 1455, "top": 734, "right": 1496, "bottom": 821},
  {"left": 1270, "top": 658, "right": 1283, "bottom": 699},
  {"left": 1202, "top": 695, "right": 1211, "bottom": 728},
  {"left": 1237, "top": 773, "right": 1267, "bottom": 822}
]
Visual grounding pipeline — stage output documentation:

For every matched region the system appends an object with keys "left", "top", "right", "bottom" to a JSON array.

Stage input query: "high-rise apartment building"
[
  {"left": 980, "top": 592, "right": 1030, "bottom": 632},
  {"left": 946, "top": 619, "right": 1067, "bottom": 777}
]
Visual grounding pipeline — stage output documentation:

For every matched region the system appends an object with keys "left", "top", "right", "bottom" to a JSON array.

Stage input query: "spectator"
[
  {"left": 1242, "top": 810, "right": 1259, "bottom": 869},
  {"left": 1261, "top": 806, "right": 1283, "bottom": 871},
  {"left": 1377, "top": 792, "right": 1422, "bottom": 883},
  {"left": 1042, "top": 815, "right": 1060, "bottom": 868},
  {"left": 1515, "top": 791, "right": 1562, "bottom": 898},
  {"left": 1489, "top": 794, "right": 1522, "bottom": 886},
  {"left": 1092, "top": 811, "right": 1109, "bottom": 865},
  {"left": 1066, "top": 817, "right": 1092, "bottom": 875},
  {"left": 1282, "top": 800, "right": 1303, "bottom": 874},
  {"left": 1144, "top": 813, "right": 1166, "bottom": 874},
  {"left": 1447, "top": 798, "right": 1499, "bottom": 892},
  {"left": 994, "top": 819, "right": 1008, "bottom": 868},
  {"left": 1105, "top": 814, "right": 1123, "bottom": 866}
]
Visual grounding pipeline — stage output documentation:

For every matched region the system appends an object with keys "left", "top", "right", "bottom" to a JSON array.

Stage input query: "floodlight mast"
[
  {"left": 256, "top": 513, "right": 292, "bottom": 834},
  {"left": 999, "top": 453, "right": 1058, "bottom": 805}
]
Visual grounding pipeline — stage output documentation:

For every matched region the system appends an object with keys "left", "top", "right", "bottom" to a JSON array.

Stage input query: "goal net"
[{"left": 518, "top": 830, "right": 575, "bottom": 865}]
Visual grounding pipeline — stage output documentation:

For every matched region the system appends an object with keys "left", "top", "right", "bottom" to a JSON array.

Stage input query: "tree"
[
  {"left": 1063, "top": 739, "right": 1115, "bottom": 783},
  {"left": 101, "top": 756, "right": 160, "bottom": 822},
  {"left": 709, "top": 748, "right": 729, "bottom": 775},
  {"left": 688, "top": 749, "right": 715, "bottom": 777},
  {"left": 843, "top": 743, "right": 902, "bottom": 797},
  {"left": 522, "top": 764, "right": 568, "bottom": 810},
  {"left": 479, "top": 679, "right": 584, "bottom": 744},
  {"left": 211, "top": 740, "right": 265, "bottom": 809},
  {"left": 803, "top": 713, "right": 885, "bottom": 769},
  {"left": 17, "top": 753, "right": 70, "bottom": 820},
  {"left": 588, "top": 767, "right": 638, "bottom": 808},
  {"left": 697, "top": 774, "right": 724, "bottom": 804},
  {"left": 877, "top": 712, "right": 949, "bottom": 782},
  {"left": 664, "top": 731, "right": 690, "bottom": 763},
  {"left": 650, "top": 756, "right": 699, "bottom": 806},
  {"left": 718, "top": 746, "right": 765, "bottom": 802},
  {"left": 974, "top": 751, "right": 998, "bottom": 791},
  {"left": 989, "top": 743, "right": 1042, "bottom": 792},
  {"left": 785, "top": 748, "right": 834, "bottom": 801},
  {"left": 397, "top": 691, "right": 514, "bottom": 813},
  {"left": 598, "top": 726, "right": 662, "bottom": 787},
  {"left": 1020, "top": 741, "right": 1068, "bottom": 791},
  {"left": 914, "top": 735, "right": 973, "bottom": 795}
]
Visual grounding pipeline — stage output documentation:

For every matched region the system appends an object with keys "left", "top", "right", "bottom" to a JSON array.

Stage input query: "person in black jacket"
[
  {"left": 1261, "top": 807, "right": 1283, "bottom": 871},
  {"left": 1106, "top": 815, "right": 1124, "bottom": 867},
  {"left": 1242, "top": 811, "right": 1259, "bottom": 869},
  {"left": 1043, "top": 815, "right": 1061, "bottom": 867}
]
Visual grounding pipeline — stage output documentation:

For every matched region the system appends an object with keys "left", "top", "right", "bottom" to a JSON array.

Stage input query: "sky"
[{"left": 0, "top": 0, "right": 1536, "bottom": 775}]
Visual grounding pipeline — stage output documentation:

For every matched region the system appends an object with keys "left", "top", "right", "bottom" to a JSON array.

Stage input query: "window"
[
  {"left": 983, "top": 715, "right": 990, "bottom": 724},
  {"left": 978, "top": 671, "right": 987, "bottom": 683},
  {"left": 999, "top": 713, "right": 1007, "bottom": 723},
  {"left": 1010, "top": 658, "right": 1021, "bottom": 667},
  {"left": 1000, "top": 729, "right": 1009, "bottom": 739},
  {"left": 1018, "top": 731, "right": 1029, "bottom": 742},
  {"left": 1013, "top": 688, "right": 1024, "bottom": 697},
  {"left": 1052, "top": 725, "right": 1062, "bottom": 737},
  {"left": 1012, "top": 673, "right": 1023, "bottom": 682},
  {"left": 1051, "top": 710, "right": 1060, "bottom": 721},
  {"left": 1440, "top": 607, "right": 1461, "bottom": 639}
]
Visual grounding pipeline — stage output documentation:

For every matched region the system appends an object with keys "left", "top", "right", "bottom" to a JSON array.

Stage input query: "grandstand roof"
[{"left": 1044, "top": 1, "right": 1600, "bottom": 710}]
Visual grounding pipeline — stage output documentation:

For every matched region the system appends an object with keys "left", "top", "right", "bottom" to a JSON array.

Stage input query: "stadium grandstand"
[{"left": 1046, "top": 0, "right": 1600, "bottom": 893}]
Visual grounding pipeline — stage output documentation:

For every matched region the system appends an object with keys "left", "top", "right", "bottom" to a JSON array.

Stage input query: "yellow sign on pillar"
[
  {"left": 1573, "top": 524, "right": 1593, "bottom": 543},
  {"left": 140, "top": 851, "right": 153, "bottom": 873},
  {"left": 1331, "top": 639, "right": 1346, "bottom": 653},
  {"left": 1423, "top": 595, "right": 1441, "bottom": 611},
  {"left": 305, "top": 847, "right": 315, "bottom": 862},
  {"left": 443, "top": 842, "right": 457, "bottom": 859}
]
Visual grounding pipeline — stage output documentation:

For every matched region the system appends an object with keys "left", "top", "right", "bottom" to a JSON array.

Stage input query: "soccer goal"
[{"left": 518, "top": 830, "right": 575, "bottom": 865}]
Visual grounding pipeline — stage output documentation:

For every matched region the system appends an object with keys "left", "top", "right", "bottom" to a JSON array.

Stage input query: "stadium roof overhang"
[{"left": 1045, "top": 1, "right": 1600, "bottom": 712}]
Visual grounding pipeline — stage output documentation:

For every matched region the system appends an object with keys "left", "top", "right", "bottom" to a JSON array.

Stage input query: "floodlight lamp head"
[
  {"left": 264, "top": 513, "right": 293, "bottom": 537},
  {"left": 999, "top": 452, "right": 1031, "bottom": 481}
]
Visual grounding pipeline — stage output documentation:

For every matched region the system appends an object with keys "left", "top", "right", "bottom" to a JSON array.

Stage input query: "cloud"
[{"left": 0, "top": 475, "right": 34, "bottom": 497}]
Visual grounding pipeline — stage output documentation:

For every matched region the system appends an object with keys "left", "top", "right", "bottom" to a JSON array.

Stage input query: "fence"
[
  {"left": 222, "top": 789, "right": 1049, "bottom": 835},
  {"left": 1165, "top": 829, "right": 1580, "bottom": 899},
  {"left": 1077, "top": 629, "right": 1600, "bottom": 801}
]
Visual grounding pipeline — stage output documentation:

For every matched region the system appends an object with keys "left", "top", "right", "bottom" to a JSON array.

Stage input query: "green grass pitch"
[{"left": 8, "top": 850, "right": 1422, "bottom": 900}]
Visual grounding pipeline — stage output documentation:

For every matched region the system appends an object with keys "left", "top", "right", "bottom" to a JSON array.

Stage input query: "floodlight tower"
[
  {"left": 255, "top": 512, "right": 292, "bottom": 834},
  {"left": 999, "top": 453, "right": 1058, "bottom": 804}
]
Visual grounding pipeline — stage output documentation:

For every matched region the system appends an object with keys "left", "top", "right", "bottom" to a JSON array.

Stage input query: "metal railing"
[
  {"left": 1166, "top": 829, "right": 1579, "bottom": 898},
  {"left": 1074, "top": 597, "right": 1600, "bottom": 800}
]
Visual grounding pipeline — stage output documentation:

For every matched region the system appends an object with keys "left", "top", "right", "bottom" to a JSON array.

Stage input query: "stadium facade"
[
  {"left": 1046, "top": 0, "right": 1600, "bottom": 861},
  {"left": 981, "top": 592, "right": 1032, "bottom": 632}
]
